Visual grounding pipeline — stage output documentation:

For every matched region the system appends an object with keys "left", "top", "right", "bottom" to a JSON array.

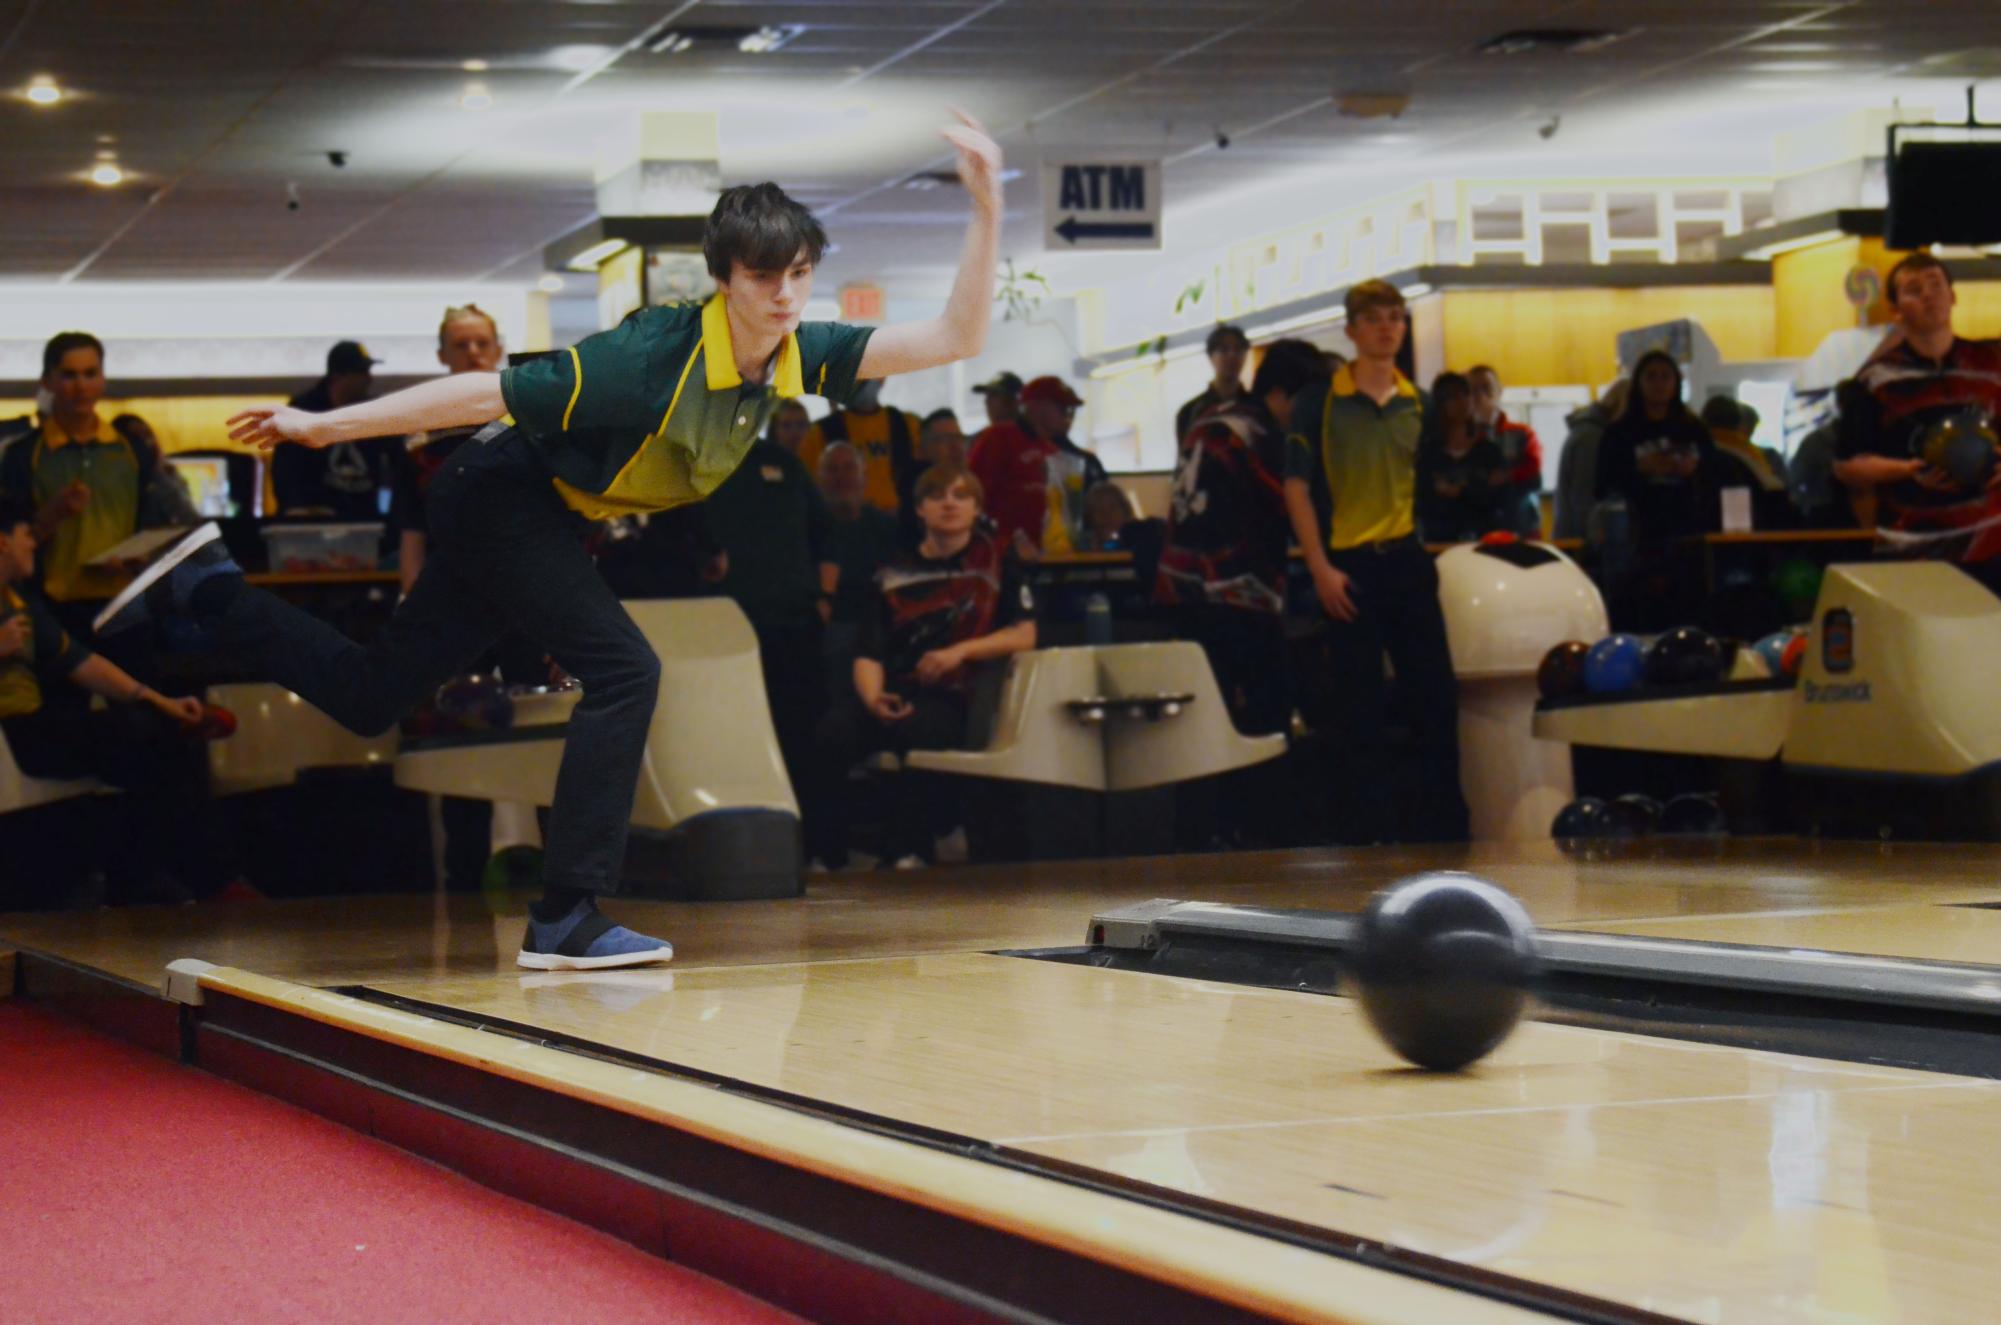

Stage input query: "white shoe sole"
[
  {"left": 516, "top": 942, "right": 675, "bottom": 971},
  {"left": 92, "top": 522, "right": 223, "bottom": 635}
]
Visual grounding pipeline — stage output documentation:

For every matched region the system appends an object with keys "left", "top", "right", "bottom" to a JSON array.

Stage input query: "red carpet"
[{"left": 0, "top": 1000, "right": 807, "bottom": 1325}]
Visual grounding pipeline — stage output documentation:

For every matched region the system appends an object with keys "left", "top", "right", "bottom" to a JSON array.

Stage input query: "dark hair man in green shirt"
[
  {"left": 1281, "top": 281, "right": 1467, "bottom": 844},
  {"left": 93, "top": 113, "right": 1006, "bottom": 970}
]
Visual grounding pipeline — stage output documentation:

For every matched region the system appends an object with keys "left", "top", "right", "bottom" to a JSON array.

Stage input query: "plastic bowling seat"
[
  {"left": 205, "top": 682, "right": 399, "bottom": 796},
  {"left": 394, "top": 598, "right": 802, "bottom": 899},
  {"left": 904, "top": 647, "right": 1109, "bottom": 791},
  {"left": 906, "top": 643, "right": 1284, "bottom": 792},
  {"left": 0, "top": 725, "right": 107, "bottom": 814},
  {"left": 1094, "top": 642, "right": 1286, "bottom": 791}
]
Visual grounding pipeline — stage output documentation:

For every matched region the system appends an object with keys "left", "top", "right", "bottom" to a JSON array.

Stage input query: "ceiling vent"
[
  {"left": 1478, "top": 29, "right": 1631, "bottom": 56},
  {"left": 641, "top": 23, "right": 806, "bottom": 55}
]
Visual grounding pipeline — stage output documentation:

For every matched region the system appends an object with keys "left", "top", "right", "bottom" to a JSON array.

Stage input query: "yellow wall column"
[{"left": 1438, "top": 287, "right": 1776, "bottom": 388}]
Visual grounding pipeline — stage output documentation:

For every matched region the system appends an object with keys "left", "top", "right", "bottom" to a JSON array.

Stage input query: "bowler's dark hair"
[
  {"left": 704, "top": 183, "right": 827, "bottom": 281},
  {"left": 1698, "top": 394, "right": 1743, "bottom": 430},
  {"left": 1430, "top": 371, "right": 1471, "bottom": 405},
  {"left": 42, "top": 331, "right": 104, "bottom": 379},
  {"left": 1206, "top": 324, "right": 1249, "bottom": 355},
  {"left": 1621, "top": 349, "right": 1696, "bottom": 425},
  {"left": 1249, "top": 338, "right": 1327, "bottom": 402}
]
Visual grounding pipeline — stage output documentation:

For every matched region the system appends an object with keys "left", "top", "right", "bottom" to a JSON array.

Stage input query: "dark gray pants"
[
  {"left": 1319, "top": 536, "right": 1467, "bottom": 844},
  {"left": 213, "top": 430, "right": 658, "bottom": 893}
]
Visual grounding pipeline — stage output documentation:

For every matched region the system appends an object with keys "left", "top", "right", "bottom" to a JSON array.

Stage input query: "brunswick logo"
[{"left": 1803, "top": 678, "right": 1872, "bottom": 704}]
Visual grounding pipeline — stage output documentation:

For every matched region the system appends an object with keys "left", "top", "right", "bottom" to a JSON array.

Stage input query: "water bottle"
[{"left": 1084, "top": 593, "right": 1114, "bottom": 646}]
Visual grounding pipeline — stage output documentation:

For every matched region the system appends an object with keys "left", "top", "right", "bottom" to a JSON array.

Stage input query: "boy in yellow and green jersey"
[
  {"left": 94, "top": 114, "right": 1005, "bottom": 970},
  {"left": 1282, "top": 280, "right": 1467, "bottom": 844}
]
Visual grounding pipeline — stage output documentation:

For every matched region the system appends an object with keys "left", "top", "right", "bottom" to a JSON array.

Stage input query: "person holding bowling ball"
[{"left": 1832, "top": 253, "right": 2001, "bottom": 594}]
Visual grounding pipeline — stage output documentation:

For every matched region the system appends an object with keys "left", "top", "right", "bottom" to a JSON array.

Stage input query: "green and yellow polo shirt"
[
  {"left": 499, "top": 295, "right": 873, "bottom": 521},
  {"left": 1284, "top": 364, "right": 1425, "bottom": 551},
  {"left": 7, "top": 416, "right": 141, "bottom": 602},
  {"left": 0, "top": 583, "right": 92, "bottom": 720}
]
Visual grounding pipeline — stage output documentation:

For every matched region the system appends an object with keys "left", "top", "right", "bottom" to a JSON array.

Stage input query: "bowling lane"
[
  {"left": 1551, "top": 901, "right": 2001, "bottom": 965},
  {"left": 361, "top": 953, "right": 2001, "bottom": 1323},
  {"left": 12, "top": 839, "right": 2001, "bottom": 988}
]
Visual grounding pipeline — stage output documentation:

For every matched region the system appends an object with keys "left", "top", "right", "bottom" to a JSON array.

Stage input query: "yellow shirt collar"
[
  {"left": 1329, "top": 363, "right": 1419, "bottom": 401},
  {"left": 700, "top": 295, "right": 804, "bottom": 398},
  {"left": 40, "top": 414, "right": 124, "bottom": 450}
]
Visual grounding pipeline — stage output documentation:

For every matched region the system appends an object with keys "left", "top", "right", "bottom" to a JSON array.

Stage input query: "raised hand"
[{"left": 941, "top": 109, "right": 1002, "bottom": 212}]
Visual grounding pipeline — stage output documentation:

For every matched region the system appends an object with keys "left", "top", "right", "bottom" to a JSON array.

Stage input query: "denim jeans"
[{"left": 212, "top": 429, "right": 659, "bottom": 893}]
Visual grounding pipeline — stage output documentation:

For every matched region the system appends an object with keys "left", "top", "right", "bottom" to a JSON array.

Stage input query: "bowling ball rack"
[
  {"left": 1021, "top": 898, "right": 2001, "bottom": 1079},
  {"left": 1534, "top": 674, "right": 1795, "bottom": 711}
]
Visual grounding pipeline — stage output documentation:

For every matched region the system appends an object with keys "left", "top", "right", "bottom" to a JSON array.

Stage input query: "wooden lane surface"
[
  {"left": 199, "top": 966, "right": 1554, "bottom": 1325},
  {"left": 1553, "top": 902, "right": 2001, "bottom": 965},
  {"left": 364, "top": 951, "right": 2001, "bottom": 1325},
  {"left": 9, "top": 839, "right": 2001, "bottom": 989}
]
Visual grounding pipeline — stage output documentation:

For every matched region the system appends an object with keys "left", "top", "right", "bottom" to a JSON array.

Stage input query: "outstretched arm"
[
  {"left": 856, "top": 113, "right": 1003, "bottom": 380},
  {"left": 226, "top": 372, "right": 504, "bottom": 452},
  {"left": 69, "top": 654, "right": 203, "bottom": 725}
]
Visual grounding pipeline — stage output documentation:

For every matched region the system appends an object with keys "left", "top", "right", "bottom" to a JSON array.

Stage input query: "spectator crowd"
[{"left": 4, "top": 248, "right": 1997, "bottom": 904}]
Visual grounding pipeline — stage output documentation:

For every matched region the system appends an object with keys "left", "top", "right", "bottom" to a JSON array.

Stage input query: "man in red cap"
[{"left": 968, "top": 374, "right": 1106, "bottom": 554}]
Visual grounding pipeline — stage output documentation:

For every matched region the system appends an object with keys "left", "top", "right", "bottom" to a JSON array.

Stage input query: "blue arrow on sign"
[{"left": 1055, "top": 216, "right": 1156, "bottom": 244}]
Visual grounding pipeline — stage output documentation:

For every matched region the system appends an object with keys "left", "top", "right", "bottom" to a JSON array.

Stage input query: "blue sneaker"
[
  {"left": 517, "top": 898, "right": 675, "bottom": 970},
  {"left": 93, "top": 523, "right": 239, "bottom": 639}
]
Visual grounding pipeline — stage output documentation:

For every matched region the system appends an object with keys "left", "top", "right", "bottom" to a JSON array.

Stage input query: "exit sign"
[{"left": 840, "top": 283, "right": 885, "bottom": 323}]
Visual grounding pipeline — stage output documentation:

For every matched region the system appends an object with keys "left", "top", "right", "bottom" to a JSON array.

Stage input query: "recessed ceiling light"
[
  {"left": 90, "top": 163, "right": 123, "bottom": 187},
  {"left": 738, "top": 25, "right": 805, "bottom": 54},
  {"left": 1478, "top": 29, "right": 1630, "bottom": 55},
  {"left": 537, "top": 273, "right": 566, "bottom": 293},
  {"left": 95, "top": 133, "right": 115, "bottom": 144},
  {"left": 548, "top": 44, "right": 611, "bottom": 72},
  {"left": 462, "top": 58, "right": 489, "bottom": 72},
  {"left": 95, "top": 148, "right": 116, "bottom": 160},
  {"left": 25, "top": 76, "right": 61, "bottom": 106},
  {"left": 460, "top": 83, "right": 493, "bottom": 110}
]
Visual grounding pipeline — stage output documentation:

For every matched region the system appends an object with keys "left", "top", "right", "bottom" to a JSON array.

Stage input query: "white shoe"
[
  {"left": 92, "top": 522, "right": 229, "bottom": 638},
  {"left": 892, "top": 854, "right": 927, "bottom": 871},
  {"left": 806, "top": 858, "right": 831, "bottom": 874}
]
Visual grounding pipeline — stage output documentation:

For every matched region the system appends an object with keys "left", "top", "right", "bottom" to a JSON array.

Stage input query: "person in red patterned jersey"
[
  {"left": 1833, "top": 253, "right": 2001, "bottom": 591},
  {"left": 814, "top": 463, "right": 1036, "bottom": 868},
  {"left": 1468, "top": 364, "right": 1544, "bottom": 536},
  {"left": 1156, "top": 338, "right": 1319, "bottom": 738}
]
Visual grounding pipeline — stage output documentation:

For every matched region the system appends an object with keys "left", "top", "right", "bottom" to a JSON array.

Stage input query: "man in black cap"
[
  {"left": 271, "top": 341, "right": 397, "bottom": 519},
  {"left": 972, "top": 370, "right": 1023, "bottom": 436}
]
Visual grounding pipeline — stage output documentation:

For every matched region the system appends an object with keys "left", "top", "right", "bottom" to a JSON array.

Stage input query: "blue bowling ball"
[
  {"left": 1583, "top": 634, "right": 1646, "bottom": 695},
  {"left": 1752, "top": 629, "right": 1797, "bottom": 677}
]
